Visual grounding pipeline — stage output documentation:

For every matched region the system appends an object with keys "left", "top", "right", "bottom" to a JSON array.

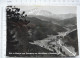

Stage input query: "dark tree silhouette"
[{"left": 6, "top": 6, "right": 30, "bottom": 56}]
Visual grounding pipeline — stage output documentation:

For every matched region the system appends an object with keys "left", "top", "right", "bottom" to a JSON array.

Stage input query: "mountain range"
[{"left": 27, "top": 10, "right": 76, "bottom": 20}]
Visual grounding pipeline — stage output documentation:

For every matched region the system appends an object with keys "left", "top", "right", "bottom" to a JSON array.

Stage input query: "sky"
[{"left": 16, "top": 6, "right": 77, "bottom": 14}]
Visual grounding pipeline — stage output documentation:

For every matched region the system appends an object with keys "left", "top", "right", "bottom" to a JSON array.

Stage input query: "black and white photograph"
[{"left": 6, "top": 6, "right": 78, "bottom": 57}]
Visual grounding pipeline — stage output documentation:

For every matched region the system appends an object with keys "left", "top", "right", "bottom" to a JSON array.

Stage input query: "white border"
[{"left": 0, "top": 0, "right": 80, "bottom": 58}]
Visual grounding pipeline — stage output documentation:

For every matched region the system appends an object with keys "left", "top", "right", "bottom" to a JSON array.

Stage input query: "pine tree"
[{"left": 6, "top": 6, "right": 30, "bottom": 56}]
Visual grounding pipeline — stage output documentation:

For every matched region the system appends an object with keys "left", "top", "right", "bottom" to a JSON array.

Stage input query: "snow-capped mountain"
[
  {"left": 27, "top": 9, "right": 76, "bottom": 20},
  {"left": 27, "top": 9, "right": 53, "bottom": 16}
]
